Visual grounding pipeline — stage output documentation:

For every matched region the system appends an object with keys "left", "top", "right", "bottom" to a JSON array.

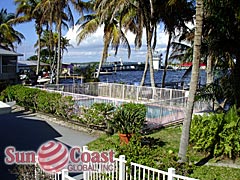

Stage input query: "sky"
[{"left": 0, "top": 0, "right": 171, "bottom": 64}]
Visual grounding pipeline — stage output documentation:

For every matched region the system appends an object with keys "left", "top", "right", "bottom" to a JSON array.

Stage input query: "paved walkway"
[{"left": 0, "top": 109, "right": 98, "bottom": 179}]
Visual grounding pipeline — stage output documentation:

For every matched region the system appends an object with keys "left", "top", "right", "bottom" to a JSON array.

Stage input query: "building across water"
[{"left": 71, "top": 61, "right": 146, "bottom": 73}]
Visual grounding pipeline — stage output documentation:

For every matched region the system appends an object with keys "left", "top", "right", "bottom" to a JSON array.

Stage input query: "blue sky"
[{"left": 1, "top": 0, "right": 170, "bottom": 63}]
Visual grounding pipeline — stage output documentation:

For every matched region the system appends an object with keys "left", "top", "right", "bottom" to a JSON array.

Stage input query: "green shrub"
[
  {"left": 36, "top": 91, "right": 61, "bottom": 114},
  {"left": 190, "top": 105, "right": 240, "bottom": 160},
  {"left": 115, "top": 135, "right": 195, "bottom": 177},
  {"left": 55, "top": 96, "right": 74, "bottom": 120},
  {"left": 110, "top": 102, "right": 147, "bottom": 134},
  {"left": 82, "top": 103, "right": 115, "bottom": 132},
  {"left": 1, "top": 85, "right": 74, "bottom": 120}
]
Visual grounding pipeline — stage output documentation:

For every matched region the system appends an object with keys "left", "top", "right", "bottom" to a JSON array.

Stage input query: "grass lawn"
[{"left": 87, "top": 125, "right": 240, "bottom": 180}]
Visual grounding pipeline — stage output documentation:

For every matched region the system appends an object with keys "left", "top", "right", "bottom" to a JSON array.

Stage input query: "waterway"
[{"left": 61, "top": 69, "right": 207, "bottom": 88}]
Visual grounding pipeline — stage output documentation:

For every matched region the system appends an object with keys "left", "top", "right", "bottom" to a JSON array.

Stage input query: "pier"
[{"left": 71, "top": 61, "right": 145, "bottom": 73}]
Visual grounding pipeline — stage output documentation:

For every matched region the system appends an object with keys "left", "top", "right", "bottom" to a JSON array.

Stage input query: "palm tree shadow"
[
  {"left": 195, "top": 153, "right": 214, "bottom": 166},
  {"left": 141, "top": 136, "right": 166, "bottom": 147},
  {"left": 0, "top": 111, "right": 66, "bottom": 179}
]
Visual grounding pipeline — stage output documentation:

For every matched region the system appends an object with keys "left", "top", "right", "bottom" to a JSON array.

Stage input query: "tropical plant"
[
  {"left": 160, "top": 0, "right": 195, "bottom": 87},
  {"left": 35, "top": 30, "right": 72, "bottom": 75},
  {"left": 203, "top": 0, "right": 240, "bottom": 108},
  {"left": 76, "top": 0, "right": 131, "bottom": 79},
  {"left": 0, "top": 8, "right": 24, "bottom": 51},
  {"left": 0, "top": 85, "right": 74, "bottom": 119},
  {"left": 14, "top": 0, "right": 44, "bottom": 75},
  {"left": 136, "top": 0, "right": 156, "bottom": 88},
  {"left": 178, "top": 0, "right": 204, "bottom": 162},
  {"left": 190, "top": 105, "right": 240, "bottom": 160},
  {"left": 82, "top": 103, "right": 115, "bottom": 133},
  {"left": 36, "top": 0, "right": 74, "bottom": 84},
  {"left": 109, "top": 102, "right": 146, "bottom": 135}
]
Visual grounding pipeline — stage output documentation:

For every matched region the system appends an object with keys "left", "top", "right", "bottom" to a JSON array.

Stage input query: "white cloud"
[
  {"left": 65, "top": 25, "right": 104, "bottom": 48},
  {"left": 17, "top": 24, "right": 171, "bottom": 63},
  {"left": 63, "top": 24, "right": 171, "bottom": 64}
]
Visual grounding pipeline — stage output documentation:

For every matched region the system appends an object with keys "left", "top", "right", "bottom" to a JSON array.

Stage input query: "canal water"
[{"left": 61, "top": 69, "right": 206, "bottom": 88}]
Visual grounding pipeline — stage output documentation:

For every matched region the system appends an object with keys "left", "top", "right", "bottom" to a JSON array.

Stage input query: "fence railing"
[
  {"left": 35, "top": 83, "right": 212, "bottom": 129},
  {"left": 55, "top": 146, "right": 198, "bottom": 180},
  {"left": 37, "top": 82, "right": 187, "bottom": 102}
]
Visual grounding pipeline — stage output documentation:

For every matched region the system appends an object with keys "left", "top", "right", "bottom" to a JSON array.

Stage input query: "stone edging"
[{"left": 12, "top": 105, "right": 103, "bottom": 136}]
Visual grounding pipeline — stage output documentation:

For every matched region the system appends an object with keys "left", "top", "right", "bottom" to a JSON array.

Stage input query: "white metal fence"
[
  {"left": 35, "top": 83, "right": 212, "bottom": 129},
  {"left": 37, "top": 82, "right": 187, "bottom": 102},
  {"left": 54, "top": 146, "right": 198, "bottom": 180}
]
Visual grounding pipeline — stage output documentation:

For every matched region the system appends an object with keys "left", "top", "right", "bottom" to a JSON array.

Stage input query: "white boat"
[{"left": 37, "top": 77, "right": 51, "bottom": 84}]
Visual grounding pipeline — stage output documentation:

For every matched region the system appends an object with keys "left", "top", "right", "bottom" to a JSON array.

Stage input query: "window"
[{"left": 2, "top": 56, "right": 17, "bottom": 73}]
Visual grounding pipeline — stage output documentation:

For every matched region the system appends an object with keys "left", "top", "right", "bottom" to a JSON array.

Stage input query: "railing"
[
  {"left": 35, "top": 83, "right": 211, "bottom": 129},
  {"left": 55, "top": 146, "right": 198, "bottom": 180},
  {"left": 37, "top": 82, "right": 187, "bottom": 102}
]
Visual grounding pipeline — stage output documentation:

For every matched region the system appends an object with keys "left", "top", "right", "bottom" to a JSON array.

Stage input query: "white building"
[{"left": 152, "top": 51, "right": 162, "bottom": 70}]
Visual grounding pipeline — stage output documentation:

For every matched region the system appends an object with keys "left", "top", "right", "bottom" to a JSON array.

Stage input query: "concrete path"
[{"left": 0, "top": 109, "right": 98, "bottom": 179}]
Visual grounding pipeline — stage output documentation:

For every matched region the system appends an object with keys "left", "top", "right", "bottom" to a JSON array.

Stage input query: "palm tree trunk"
[
  {"left": 146, "top": 29, "right": 155, "bottom": 88},
  {"left": 36, "top": 33, "right": 41, "bottom": 76},
  {"left": 206, "top": 53, "right": 214, "bottom": 84},
  {"left": 56, "top": 20, "right": 62, "bottom": 84},
  {"left": 140, "top": 53, "right": 149, "bottom": 86},
  {"left": 178, "top": 0, "right": 203, "bottom": 162},
  {"left": 96, "top": 59, "right": 103, "bottom": 78},
  {"left": 96, "top": 36, "right": 110, "bottom": 79},
  {"left": 162, "top": 33, "right": 172, "bottom": 88}
]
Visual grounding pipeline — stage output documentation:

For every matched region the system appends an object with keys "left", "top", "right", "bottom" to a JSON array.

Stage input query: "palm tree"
[
  {"left": 0, "top": 8, "right": 24, "bottom": 51},
  {"left": 138, "top": 0, "right": 156, "bottom": 88},
  {"left": 14, "top": 0, "right": 44, "bottom": 75},
  {"left": 76, "top": 0, "right": 131, "bottom": 79},
  {"left": 206, "top": 0, "right": 240, "bottom": 108},
  {"left": 178, "top": 0, "right": 204, "bottom": 162},
  {"left": 169, "top": 28, "right": 194, "bottom": 64},
  {"left": 37, "top": 0, "right": 74, "bottom": 84},
  {"left": 35, "top": 30, "right": 72, "bottom": 74},
  {"left": 160, "top": 0, "right": 194, "bottom": 87}
]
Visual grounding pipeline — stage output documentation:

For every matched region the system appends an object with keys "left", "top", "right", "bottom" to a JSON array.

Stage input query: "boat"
[
  {"left": 37, "top": 77, "right": 51, "bottom": 84},
  {"left": 100, "top": 71, "right": 114, "bottom": 75}
]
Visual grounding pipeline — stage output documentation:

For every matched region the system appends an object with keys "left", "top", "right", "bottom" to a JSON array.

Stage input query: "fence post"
[
  {"left": 167, "top": 167, "right": 175, "bottom": 180},
  {"left": 34, "top": 156, "right": 38, "bottom": 180},
  {"left": 119, "top": 155, "right": 126, "bottom": 180},
  {"left": 170, "top": 89, "right": 173, "bottom": 100},
  {"left": 122, "top": 84, "right": 125, "bottom": 99},
  {"left": 109, "top": 83, "right": 112, "bottom": 98},
  {"left": 136, "top": 86, "right": 139, "bottom": 101},
  {"left": 82, "top": 146, "right": 88, "bottom": 180},
  {"left": 61, "top": 169, "right": 68, "bottom": 180}
]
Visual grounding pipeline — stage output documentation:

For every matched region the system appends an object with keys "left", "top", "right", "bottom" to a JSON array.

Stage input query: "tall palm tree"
[
  {"left": 37, "top": 0, "right": 74, "bottom": 84},
  {"left": 178, "top": 0, "right": 204, "bottom": 162},
  {"left": 35, "top": 30, "right": 72, "bottom": 73},
  {"left": 14, "top": 0, "right": 44, "bottom": 75},
  {"left": 204, "top": 0, "right": 240, "bottom": 107},
  {"left": 0, "top": 8, "right": 24, "bottom": 51},
  {"left": 160, "top": 0, "right": 194, "bottom": 87},
  {"left": 76, "top": 0, "right": 131, "bottom": 79},
  {"left": 138, "top": 0, "right": 156, "bottom": 88}
]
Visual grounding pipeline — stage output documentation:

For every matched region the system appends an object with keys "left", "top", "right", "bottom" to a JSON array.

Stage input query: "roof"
[
  {"left": 180, "top": 62, "right": 206, "bottom": 67},
  {"left": 18, "top": 60, "right": 49, "bottom": 67},
  {"left": 0, "top": 48, "right": 23, "bottom": 56}
]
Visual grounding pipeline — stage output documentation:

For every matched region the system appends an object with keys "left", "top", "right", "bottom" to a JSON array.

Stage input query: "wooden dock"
[{"left": 59, "top": 75, "right": 85, "bottom": 80}]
